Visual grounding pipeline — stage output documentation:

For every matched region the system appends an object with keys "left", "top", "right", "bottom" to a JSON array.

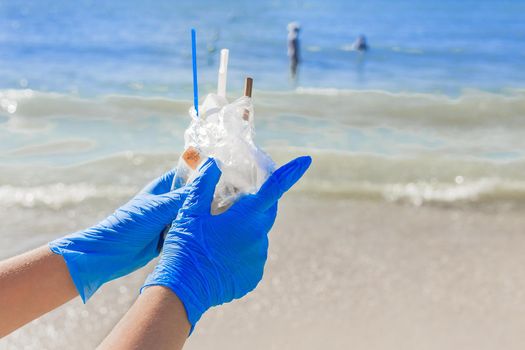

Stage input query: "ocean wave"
[
  {"left": 286, "top": 87, "right": 525, "bottom": 130},
  {"left": 283, "top": 176, "right": 525, "bottom": 208},
  {"left": 6, "top": 138, "right": 96, "bottom": 156},
  {"left": 0, "top": 89, "right": 191, "bottom": 121},
  {"left": 0, "top": 183, "right": 134, "bottom": 209},
  {"left": 383, "top": 178, "right": 525, "bottom": 206},
  {"left": 2, "top": 175, "right": 525, "bottom": 210},
  {"left": 2, "top": 149, "right": 525, "bottom": 209},
  {"left": 3, "top": 87, "right": 525, "bottom": 209},
  {"left": 2, "top": 88, "right": 525, "bottom": 129}
]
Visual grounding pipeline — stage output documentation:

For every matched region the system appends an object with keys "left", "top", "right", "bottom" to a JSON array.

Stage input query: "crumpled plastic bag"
[{"left": 173, "top": 93, "right": 275, "bottom": 213}]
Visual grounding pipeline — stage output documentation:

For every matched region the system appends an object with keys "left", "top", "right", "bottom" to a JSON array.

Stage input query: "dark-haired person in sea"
[
  {"left": 287, "top": 22, "right": 301, "bottom": 79},
  {"left": 352, "top": 34, "right": 369, "bottom": 52}
]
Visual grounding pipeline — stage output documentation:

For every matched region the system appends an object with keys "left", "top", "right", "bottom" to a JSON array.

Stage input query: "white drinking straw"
[{"left": 217, "top": 49, "right": 229, "bottom": 98}]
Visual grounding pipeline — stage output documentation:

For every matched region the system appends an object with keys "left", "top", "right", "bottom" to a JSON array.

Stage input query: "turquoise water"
[
  {"left": 0, "top": 0, "right": 524, "bottom": 96},
  {"left": 1, "top": 0, "right": 525, "bottom": 207}
]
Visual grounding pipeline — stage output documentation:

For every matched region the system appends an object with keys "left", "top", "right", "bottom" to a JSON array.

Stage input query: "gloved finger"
[
  {"left": 155, "top": 187, "right": 192, "bottom": 252},
  {"left": 250, "top": 156, "right": 311, "bottom": 212},
  {"left": 157, "top": 186, "right": 191, "bottom": 218},
  {"left": 141, "top": 169, "right": 177, "bottom": 195},
  {"left": 180, "top": 158, "right": 222, "bottom": 216}
]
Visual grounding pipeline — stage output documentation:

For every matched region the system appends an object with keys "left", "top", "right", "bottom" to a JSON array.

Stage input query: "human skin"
[
  {"left": 98, "top": 286, "right": 191, "bottom": 350},
  {"left": 0, "top": 247, "right": 191, "bottom": 348},
  {"left": 0, "top": 245, "right": 78, "bottom": 337},
  {"left": 0, "top": 156, "right": 311, "bottom": 346}
]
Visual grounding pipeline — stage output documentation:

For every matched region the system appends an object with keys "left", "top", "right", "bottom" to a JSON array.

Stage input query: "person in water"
[
  {"left": 287, "top": 22, "right": 301, "bottom": 79},
  {"left": 352, "top": 34, "right": 369, "bottom": 52},
  {"left": 0, "top": 156, "right": 311, "bottom": 349}
]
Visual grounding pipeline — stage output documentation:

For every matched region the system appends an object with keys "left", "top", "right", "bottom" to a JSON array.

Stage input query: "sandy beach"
[{"left": 3, "top": 192, "right": 525, "bottom": 349}]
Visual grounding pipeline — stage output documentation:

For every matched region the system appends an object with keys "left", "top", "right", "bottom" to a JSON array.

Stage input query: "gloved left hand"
[
  {"left": 142, "top": 156, "right": 312, "bottom": 330},
  {"left": 49, "top": 169, "right": 188, "bottom": 302}
]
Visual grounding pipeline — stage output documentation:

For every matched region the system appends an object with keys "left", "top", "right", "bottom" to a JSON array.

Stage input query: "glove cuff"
[
  {"left": 48, "top": 240, "right": 99, "bottom": 302},
  {"left": 49, "top": 230, "right": 156, "bottom": 302}
]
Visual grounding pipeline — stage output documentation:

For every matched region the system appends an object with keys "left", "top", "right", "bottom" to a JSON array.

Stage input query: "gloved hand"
[
  {"left": 142, "top": 156, "right": 312, "bottom": 330},
  {"left": 49, "top": 169, "right": 188, "bottom": 302}
]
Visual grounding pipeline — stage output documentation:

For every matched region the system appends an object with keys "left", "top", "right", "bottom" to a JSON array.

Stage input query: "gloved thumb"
[
  {"left": 251, "top": 156, "right": 312, "bottom": 212},
  {"left": 180, "top": 157, "right": 222, "bottom": 216}
]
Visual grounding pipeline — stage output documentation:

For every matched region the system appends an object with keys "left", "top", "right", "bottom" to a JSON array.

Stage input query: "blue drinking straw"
[{"left": 191, "top": 29, "right": 199, "bottom": 117}]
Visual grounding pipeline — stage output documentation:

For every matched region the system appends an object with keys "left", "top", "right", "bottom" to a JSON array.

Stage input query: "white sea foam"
[
  {"left": 382, "top": 178, "right": 525, "bottom": 206},
  {"left": 4, "top": 88, "right": 525, "bottom": 126},
  {"left": 2, "top": 150, "right": 525, "bottom": 209},
  {"left": 0, "top": 183, "right": 133, "bottom": 209}
]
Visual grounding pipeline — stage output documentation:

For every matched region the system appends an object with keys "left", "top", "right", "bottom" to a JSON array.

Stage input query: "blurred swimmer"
[{"left": 287, "top": 22, "right": 301, "bottom": 79}]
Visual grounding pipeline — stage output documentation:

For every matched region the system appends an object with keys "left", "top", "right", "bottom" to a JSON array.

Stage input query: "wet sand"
[{"left": 2, "top": 195, "right": 525, "bottom": 349}]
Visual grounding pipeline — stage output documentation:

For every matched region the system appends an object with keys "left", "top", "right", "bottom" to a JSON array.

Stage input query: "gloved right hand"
[
  {"left": 49, "top": 169, "right": 188, "bottom": 302},
  {"left": 142, "top": 156, "right": 312, "bottom": 330}
]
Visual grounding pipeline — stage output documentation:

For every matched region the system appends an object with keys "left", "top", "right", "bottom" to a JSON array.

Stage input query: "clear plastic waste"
[{"left": 173, "top": 93, "right": 275, "bottom": 214}]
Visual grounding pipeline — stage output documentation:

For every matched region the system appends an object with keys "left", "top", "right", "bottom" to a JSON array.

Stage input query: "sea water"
[
  {"left": 0, "top": 0, "right": 523, "bottom": 95},
  {"left": 3, "top": 88, "right": 525, "bottom": 208}
]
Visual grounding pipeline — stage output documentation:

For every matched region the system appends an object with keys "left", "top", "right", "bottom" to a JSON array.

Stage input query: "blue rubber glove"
[
  {"left": 142, "top": 156, "right": 312, "bottom": 330},
  {"left": 49, "top": 169, "right": 188, "bottom": 302}
]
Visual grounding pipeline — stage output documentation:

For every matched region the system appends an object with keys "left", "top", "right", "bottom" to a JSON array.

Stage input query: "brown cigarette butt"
[
  {"left": 243, "top": 77, "right": 253, "bottom": 120},
  {"left": 244, "top": 77, "right": 253, "bottom": 97},
  {"left": 182, "top": 146, "right": 201, "bottom": 170}
]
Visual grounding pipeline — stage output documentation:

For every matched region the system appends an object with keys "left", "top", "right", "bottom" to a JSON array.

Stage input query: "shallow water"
[
  {"left": 0, "top": 0, "right": 524, "bottom": 95},
  {"left": 3, "top": 89, "right": 525, "bottom": 209}
]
